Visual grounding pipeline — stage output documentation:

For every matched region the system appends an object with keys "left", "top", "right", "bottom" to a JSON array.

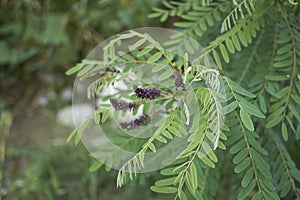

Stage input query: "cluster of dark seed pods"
[
  {"left": 133, "top": 85, "right": 161, "bottom": 100},
  {"left": 109, "top": 99, "right": 139, "bottom": 111},
  {"left": 119, "top": 114, "right": 150, "bottom": 131},
  {"left": 109, "top": 69, "right": 186, "bottom": 132},
  {"left": 174, "top": 71, "right": 186, "bottom": 92},
  {"left": 104, "top": 67, "right": 120, "bottom": 73},
  {"left": 97, "top": 67, "right": 120, "bottom": 79},
  {"left": 109, "top": 85, "right": 162, "bottom": 131}
]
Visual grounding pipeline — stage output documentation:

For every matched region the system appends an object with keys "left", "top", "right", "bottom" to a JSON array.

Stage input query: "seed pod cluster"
[
  {"left": 98, "top": 67, "right": 120, "bottom": 78},
  {"left": 110, "top": 99, "right": 139, "bottom": 111},
  {"left": 174, "top": 71, "right": 186, "bottom": 92},
  {"left": 104, "top": 67, "right": 120, "bottom": 73},
  {"left": 110, "top": 85, "right": 160, "bottom": 131},
  {"left": 119, "top": 114, "right": 150, "bottom": 131},
  {"left": 133, "top": 85, "right": 161, "bottom": 100}
]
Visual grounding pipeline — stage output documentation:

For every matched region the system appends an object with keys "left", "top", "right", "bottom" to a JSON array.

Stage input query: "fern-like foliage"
[
  {"left": 150, "top": 88, "right": 227, "bottom": 199},
  {"left": 266, "top": 132, "right": 300, "bottom": 198},
  {"left": 221, "top": 0, "right": 256, "bottom": 33},
  {"left": 226, "top": 112, "right": 280, "bottom": 200},
  {"left": 67, "top": 0, "right": 300, "bottom": 199},
  {"left": 223, "top": 77, "right": 278, "bottom": 199},
  {"left": 265, "top": 14, "right": 300, "bottom": 140}
]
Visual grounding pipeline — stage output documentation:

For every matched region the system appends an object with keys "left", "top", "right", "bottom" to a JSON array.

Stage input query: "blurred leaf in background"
[{"left": 0, "top": 0, "right": 160, "bottom": 81}]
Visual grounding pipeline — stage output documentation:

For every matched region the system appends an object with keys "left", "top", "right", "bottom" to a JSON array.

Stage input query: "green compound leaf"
[
  {"left": 237, "top": 180, "right": 256, "bottom": 200},
  {"left": 129, "top": 38, "right": 147, "bottom": 51},
  {"left": 224, "top": 101, "right": 238, "bottom": 114},
  {"left": 89, "top": 161, "right": 103, "bottom": 172},
  {"left": 281, "top": 122, "right": 288, "bottom": 141},
  {"left": 212, "top": 49, "right": 222, "bottom": 70},
  {"left": 240, "top": 109, "right": 254, "bottom": 131},
  {"left": 137, "top": 45, "right": 154, "bottom": 57},
  {"left": 154, "top": 177, "right": 176, "bottom": 187},
  {"left": 219, "top": 43, "right": 230, "bottom": 63},
  {"left": 241, "top": 168, "right": 254, "bottom": 188},
  {"left": 234, "top": 157, "right": 251, "bottom": 174},
  {"left": 66, "top": 63, "right": 82, "bottom": 75},
  {"left": 228, "top": 79, "right": 256, "bottom": 98},
  {"left": 147, "top": 52, "right": 163, "bottom": 63},
  {"left": 150, "top": 186, "right": 178, "bottom": 194}
]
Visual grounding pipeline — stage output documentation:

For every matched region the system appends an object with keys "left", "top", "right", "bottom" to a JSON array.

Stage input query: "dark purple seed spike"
[
  {"left": 110, "top": 99, "right": 138, "bottom": 111},
  {"left": 119, "top": 114, "right": 150, "bottom": 131},
  {"left": 120, "top": 121, "right": 136, "bottom": 131},
  {"left": 174, "top": 71, "right": 186, "bottom": 91},
  {"left": 133, "top": 86, "right": 161, "bottom": 100}
]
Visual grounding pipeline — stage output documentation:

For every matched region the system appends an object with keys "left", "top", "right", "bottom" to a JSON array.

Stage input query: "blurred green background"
[{"left": 0, "top": 0, "right": 171, "bottom": 199}]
